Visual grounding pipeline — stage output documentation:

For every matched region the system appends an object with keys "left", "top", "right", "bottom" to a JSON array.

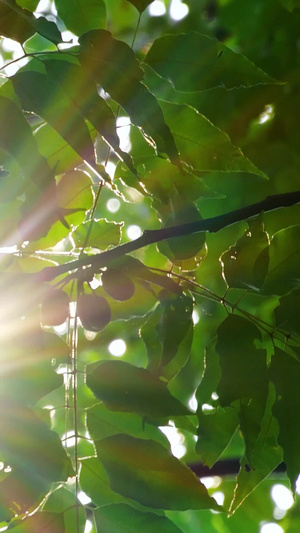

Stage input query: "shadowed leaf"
[
  {"left": 270, "top": 348, "right": 300, "bottom": 493},
  {"left": 95, "top": 503, "right": 184, "bottom": 533},
  {"left": 95, "top": 434, "right": 221, "bottom": 510},
  {"left": 144, "top": 33, "right": 278, "bottom": 91},
  {"left": 86, "top": 359, "right": 190, "bottom": 418}
]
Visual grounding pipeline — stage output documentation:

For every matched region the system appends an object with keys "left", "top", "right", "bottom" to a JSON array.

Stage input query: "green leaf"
[
  {"left": 55, "top": 0, "right": 106, "bottom": 36},
  {"left": 126, "top": 0, "right": 152, "bottom": 13},
  {"left": 0, "top": 399, "right": 72, "bottom": 517},
  {"left": 94, "top": 503, "right": 183, "bottom": 533},
  {"left": 16, "top": 0, "right": 39, "bottom": 10},
  {"left": 86, "top": 360, "right": 190, "bottom": 418},
  {"left": 0, "top": 0, "right": 61, "bottom": 44},
  {"left": 106, "top": 255, "right": 182, "bottom": 295},
  {"left": 95, "top": 434, "right": 221, "bottom": 510},
  {"left": 42, "top": 58, "right": 134, "bottom": 172},
  {"left": 0, "top": 95, "right": 54, "bottom": 189},
  {"left": 87, "top": 403, "right": 170, "bottom": 446},
  {"left": 262, "top": 225, "right": 300, "bottom": 295},
  {"left": 43, "top": 486, "right": 86, "bottom": 533},
  {"left": 274, "top": 289, "right": 300, "bottom": 337},
  {"left": 80, "top": 457, "right": 127, "bottom": 507},
  {"left": 6, "top": 512, "right": 64, "bottom": 532},
  {"left": 229, "top": 384, "right": 282, "bottom": 515},
  {"left": 216, "top": 315, "right": 268, "bottom": 406},
  {"left": 162, "top": 202, "right": 206, "bottom": 261},
  {"left": 159, "top": 101, "right": 268, "bottom": 177},
  {"left": 0, "top": 360, "right": 62, "bottom": 405},
  {"left": 216, "top": 315, "right": 269, "bottom": 465},
  {"left": 270, "top": 348, "right": 300, "bottom": 493},
  {"left": 0, "top": 398, "right": 71, "bottom": 483},
  {"left": 221, "top": 217, "right": 270, "bottom": 290},
  {"left": 78, "top": 30, "right": 179, "bottom": 165},
  {"left": 144, "top": 33, "right": 278, "bottom": 91},
  {"left": 278, "top": 0, "right": 300, "bottom": 11},
  {"left": 34, "top": 122, "right": 83, "bottom": 174},
  {"left": 142, "top": 298, "right": 194, "bottom": 380},
  {"left": 57, "top": 169, "right": 94, "bottom": 213},
  {"left": 142, "top": 292, "right": 194, "bottom": 376},
  {"left": 196, "top": 344, "right": 239, "bottom": 467},
  {"left": 131, "top": 156, "right": 214, "bottom": 203},
  {"left": 71, "top": 219, "right": 122, "bottom": 250},
  {"left": 11, "top": 69, "right": 95, "bottom": 163}
]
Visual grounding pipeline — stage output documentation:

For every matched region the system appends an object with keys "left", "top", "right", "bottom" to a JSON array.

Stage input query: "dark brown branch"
[
  {"left": 39, "top": 190, "right": 300, "bottom": 282},
  {"left": 188, "top": 460, "right": 286, "bottom": 478}
]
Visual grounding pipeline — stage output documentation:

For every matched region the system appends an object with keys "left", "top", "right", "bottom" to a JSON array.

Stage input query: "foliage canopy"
[{"left": 1, "top": 0, "right": 300, "bottom": 531}]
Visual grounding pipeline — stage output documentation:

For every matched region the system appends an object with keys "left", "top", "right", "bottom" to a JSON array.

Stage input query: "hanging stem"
[{"left": 71, "top": 310, "right": 80, "bottom": 533}]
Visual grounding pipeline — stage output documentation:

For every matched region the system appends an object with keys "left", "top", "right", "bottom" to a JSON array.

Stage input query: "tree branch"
[{"left": 39, "top": 190, "right": 300, "bottom": 282}]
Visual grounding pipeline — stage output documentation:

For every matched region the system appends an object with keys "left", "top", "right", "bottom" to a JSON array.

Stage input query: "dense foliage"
[{"left": 1, "top": 0, "right": 300, "bottom": 531}]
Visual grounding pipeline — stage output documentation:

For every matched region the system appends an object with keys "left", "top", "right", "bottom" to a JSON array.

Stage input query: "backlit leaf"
[
  {"left": 87, "top": 403, "right": 170, "bottom": 446},
  {"left": 262, "top": 225, "right": 300, "bottom": 295},
  {"left": 0, "top": 95, "right": 54, "bottom": 189},
  {"left": 86, "top": 359, "right": 190, "bottom": 418},
  {"left": 95, "top": 434, "right": 221, "bottom": 510},
  {"left": 159, "top": 101, "right": 267, "bottom": 177},
  {"left": 71, "top": 218, "right": 122, "bottom": 249},
  {"left": 11, "top": 69, "right": 95, "bottom": 163},
  {"left": 6, "top": 512, "right": 64, "bottom": 533},
  {"left": 95, "top": 503, "right": 183, "bottom": 533},
  {"left": 78, "top": 30, "right": 179, "bottom": 165},
  {"left": 144, "top": 33, "right": 278, "bottom": 91},
  {"left": 229, "top": 384, "right": 282, "bottom": 514},
  {"left": 274, "top": 289, "right": 300, "bottom": 337},
  {"left": 216, "top": 315, "right": 268, "bottom": 406},
  {"left": 221, "top": 217, "right": 270, "bottom": 290},
  {"left": 0, "top": 0, "right": 61, "bottom": 44},
  {"left": 217, "top": 314, "right": 269, "bottom": 463},
  {"left": 196, "top": 344, "right": 239, "bottom": 467},
  {"left": 55, "top": 0, "right": 106, "bottom": 36},
  {"left": 42, "top": 58, "right": 134, "bottom": 172},
  {"left": 270, "top": 348, "right": 300, "bottom": 493},
  {"left": 80, "top": 457, "right": 126, "bottom": 507},
  {"left": 16, "top": 0, "right": 39, "bottom": 10}
]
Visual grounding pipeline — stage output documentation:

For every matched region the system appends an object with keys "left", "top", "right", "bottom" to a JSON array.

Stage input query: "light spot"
[
  {"left": 105, "top": 161, "right": 116, "bottom": 179},
  {"left": 35, "top": 0, "right": 51, "bottom": 13},
  {"left": 149, "top": 0, "right": 166, "bottom": 16},
  {"left": 212, "top": 491, "right": 225, "bottom": 506},
  {"left": 106, "top": 198, "right": 121, "bottom": 213},
  {"left": 116, "top": 116, "right": 131, "bottom": 152},
  {"left": 62, "top": 431, "right": 76, "bottom": 448},
  {"left": 296, "top": 473, "right": 300, "bottom": 494},
  {"left": 260, "top": 524, "right": 284, "bottom": 533},
  {"left": 159, "top": 423, "right": 186, "bottom": 458},
  {"left": 188, "top": 392, "right": 198, "bottom": 412},
  {"left": 108, "top": 339, "right": 127, "bottom": 357},
  {"left": 202, "top": 403, "right": 215, "bottom": 413},
  {"left": 192, "top": 309, "right": 200, "bottom": 324},
  {"left": 258, "top": 104, "right": 274, "bottom": 124},
  {"left": 169, "top": 0, "right": 189, "bottom": 21},
  {"left": 78, "top": 491, "right": 92, "bottom": 505},
  {"left": 127, "top": 225, "right": 142, "bottom": 240},
  {"left": 271, "top": 484, "right": 294, "bottom": 511},
  {"left": 84, "top": 520, "right": 93, "bottom": 533},
  {"left": 200, "top": 476, "right": 221, "bottom": 489},
  {"left": 211, "top": 392, "right": 219, "bottom": 401},
  {"left": 53, "top": 322, "right": 68, "bottom": 334}
]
